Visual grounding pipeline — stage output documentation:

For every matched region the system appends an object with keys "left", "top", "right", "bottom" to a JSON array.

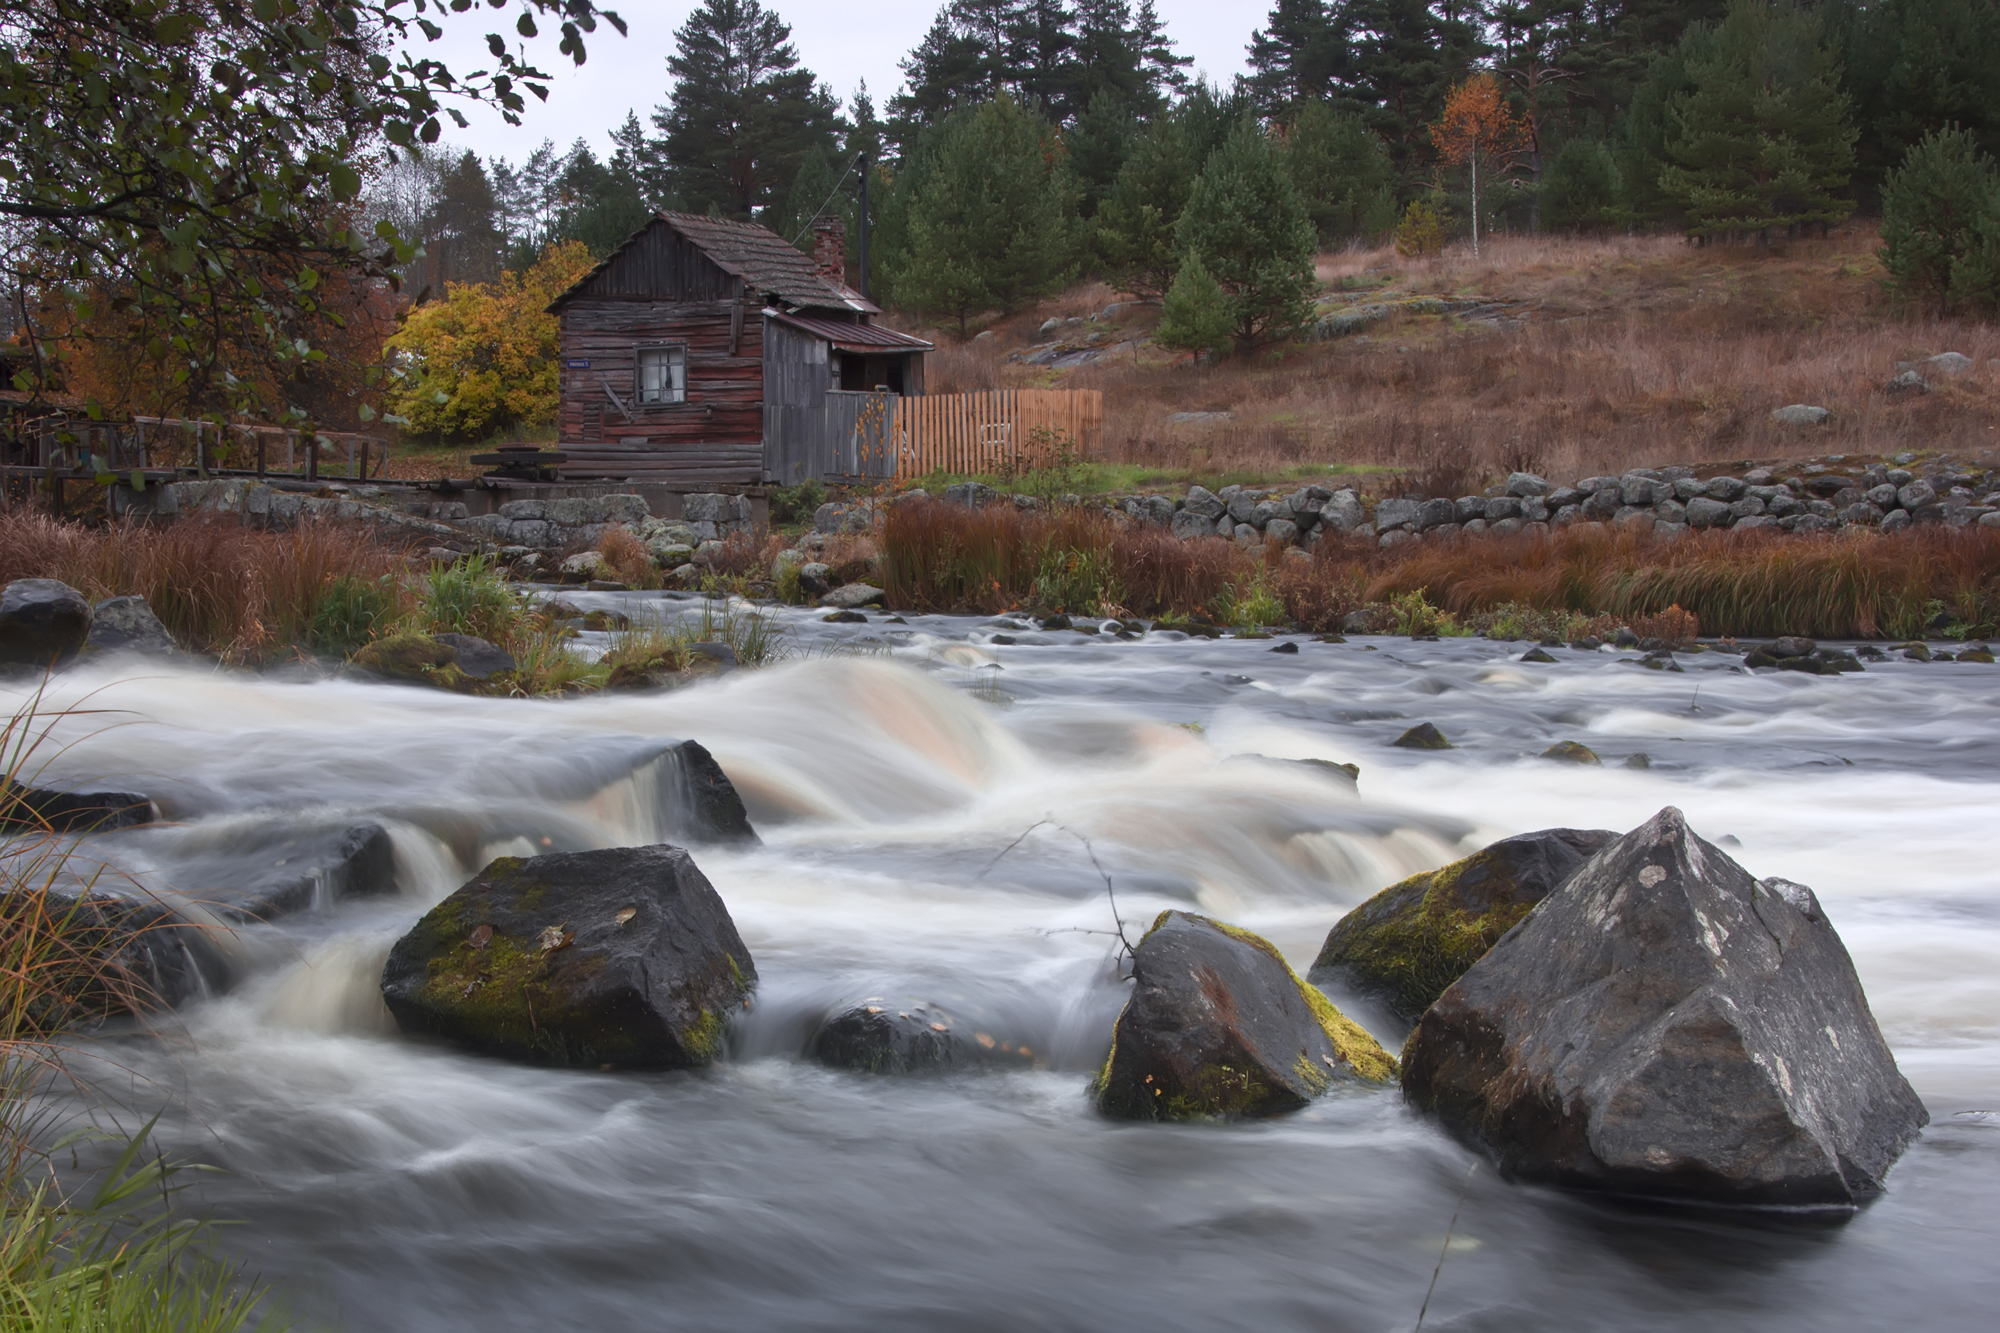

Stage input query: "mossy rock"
[
  {"left": 350, "top": 633, "right": 471, "bottom": 691},
  {"left": 1392, "top": 722, "right": 1452, "bottom": 749},
  {"left": 379, "top": 844, "right": 756, "bottom": 1068},
  {"left": 1095, "top": 911, "right": 1395, "bottom": 1122},
  {"left": 1308, "top": 828, "right": 1616, "bottom": 1026},
  {"left": 1540, "top": 740, "right": 1600, "bottom": 764}
]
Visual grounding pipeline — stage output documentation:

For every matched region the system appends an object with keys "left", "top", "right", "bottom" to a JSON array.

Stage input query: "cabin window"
[{"left": 635, "top": 343, "right": 686, "bottom": 405}]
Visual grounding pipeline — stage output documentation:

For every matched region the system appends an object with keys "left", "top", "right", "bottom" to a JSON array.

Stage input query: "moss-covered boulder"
[
  {"left": 1095, "top": 911, "right": 1395, "bottom": 1121},
  {"left": 350, "top": 633, "right": 470, "bottom": 691},
  {"left": 380, "top": 845, "right": 755, "bottom": 1068},
  {"left": 1308, "top": 828, "right": 1616, "bottom": 1025}
]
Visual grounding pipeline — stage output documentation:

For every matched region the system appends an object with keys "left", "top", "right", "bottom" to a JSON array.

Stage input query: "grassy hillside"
[{"left": 899, "top": 225, "right": 1999, "bottom": 494}]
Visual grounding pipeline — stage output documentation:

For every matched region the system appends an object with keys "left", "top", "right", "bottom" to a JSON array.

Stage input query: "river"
[{"left": 11, "top": 594, "right": 1999, "bottom": 1331}]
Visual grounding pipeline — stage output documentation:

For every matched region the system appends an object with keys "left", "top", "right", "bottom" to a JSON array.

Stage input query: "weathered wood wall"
[
  {"left": 555, "top": 296, "right": 764, "bottom": 484},
  {"left": 761, "top": 318, "right": 827, "bottom": 486}
]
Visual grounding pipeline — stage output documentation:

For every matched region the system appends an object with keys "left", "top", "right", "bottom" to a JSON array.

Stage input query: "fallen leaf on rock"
[
  {"left": 930, "top": 1022, "right": 947, "bottom": 1032},
  {"left": 467, "top": 924, "right": 493, "bottom": 950},
  {"left": 537, "top": 924, "right": 572, "bottom": 954},
  {"left": 615, "top": 906, "right": 637, "bottom": 927},
  {"left": 864, "top": 1005, "right": 883, "bottom": 1014},
  {"left": 975, "top": 1033, "right": 995, "bottom": 1049}
]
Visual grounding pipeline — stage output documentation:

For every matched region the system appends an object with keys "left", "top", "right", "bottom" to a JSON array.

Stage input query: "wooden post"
[
  {"left": 359, "top": 438, "right": 370, "bottom": 480},
  {"left": 257, "top": 434, "right": 266, "bottom": 480},
  {"left": 304, "top": 431, "right": 316, "bottom": 482}
]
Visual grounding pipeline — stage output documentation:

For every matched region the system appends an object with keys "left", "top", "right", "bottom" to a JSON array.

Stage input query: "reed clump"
[{"left": 878, "top": 499, "right": 2000, "bottom": 639}]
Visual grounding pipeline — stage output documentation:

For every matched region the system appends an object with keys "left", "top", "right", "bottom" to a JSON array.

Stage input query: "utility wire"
[{"left": 786, "top": 152, "right": 864, "bottom": 250}]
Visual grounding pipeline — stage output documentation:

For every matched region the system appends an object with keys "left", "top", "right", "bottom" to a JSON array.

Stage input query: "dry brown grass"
[
  {"left": 0, "top": 512, "right": 405, "bottom": 658},
  {"left": 981, "top": 224, "right": 2000, "bottom": 489}
]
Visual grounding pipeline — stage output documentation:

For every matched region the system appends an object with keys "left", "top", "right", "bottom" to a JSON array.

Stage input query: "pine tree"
[
  {"left": 1156, "top": 251, "right": 1235, "bottom": 356},
  {"left": 1541, "top": 137, "right": 1624, "bottom": 231},
  {"left": 1068, "top": 91, "right": 1136, "bottom": 219},
  {"left": 1007, "top": 0, "right": 1080, "bottom": 117},
  {"left": 1247, "top": 0, "right": 1353, "bottom": 111},
  {"left": 651, "top": 0, "right": 840, "bottom": 220},
  {"left": 1280, "top": 101, "right": 1399, "bottom": 245},
  {"left": 1346, "top": 0, "right": 1476, "bottom": 185},
  {"left": 1659, "top": 0, "right": 1856, "bottom": 242},
  {"left": 549, "top": 142, "right": 654, "bottom": 257},
  {"left": 1070, "top": 0, "right": 1149, "bottom": 112},
  {"left": 890, "top": 8, "right": 990, "bottom": 152},
  {"left": 891, "top": 94, "right": 1079, "bottom": 337},
  {"left": 1617, "top": 21, "right": 1713, "bottom": 228},
  {"left": 1879, "top": 125, "right": 2000, "bottom": 311},
  {"left": 1175, "top": 119, "right": 1317, "bottom": 346},
  {"left": 1095, "top": 112, "right": 1199, "bottom": 295},
  {"left": 1831, "top": 0, "right": 2000, "bottom": 205},
  {"left": 1131, "top": 0, "right": 1193, "bottom": 104}
]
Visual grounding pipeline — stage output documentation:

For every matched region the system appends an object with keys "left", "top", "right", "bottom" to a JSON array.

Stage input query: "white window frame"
[{"left": 634, "top": 342, "right": 687, "bottom": 406}]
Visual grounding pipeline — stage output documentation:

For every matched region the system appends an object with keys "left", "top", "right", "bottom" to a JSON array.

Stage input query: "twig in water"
[
  {"left": 1415, "top": 1160, "right": 1478, "bottom": 1332},
  {"left": 1689, "top": 684, "right": 1702, "bottom": 714},
  {"left": 978, "top": 818, "right": 1053, "bottom": 880},
  {"left": 980, "top": 816, "right": 1140, "bottom": 971}
]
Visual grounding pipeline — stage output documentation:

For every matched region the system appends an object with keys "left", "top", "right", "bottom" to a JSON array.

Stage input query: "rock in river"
[
  {"left": 0, "top": 579, "right": 92, "bottom": 669},
  {"left": 811, "top": 1001, "right": 1036, "bottom": 1075},
  {"left": 1096, "top": 911, "right": 1395, "bottom": 1121},
  {"left": 1400, "top": 807, "right": 1928, "bottom": 1205},
  {"left": 381, "top": 845, "right": 756, "bottom": 1069},
  {"left": 1309, "top": 828, "right": 1615, "bottom": 1025}
]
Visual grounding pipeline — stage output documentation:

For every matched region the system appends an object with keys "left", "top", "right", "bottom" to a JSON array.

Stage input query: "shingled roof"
[{"left": 548, "top": 211, "right": 877, "bottom": 314}]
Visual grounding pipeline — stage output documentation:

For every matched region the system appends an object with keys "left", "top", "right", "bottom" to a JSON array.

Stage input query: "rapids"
[{"left": 9, "top": 597, "right": 2000, "bottom": 1330}]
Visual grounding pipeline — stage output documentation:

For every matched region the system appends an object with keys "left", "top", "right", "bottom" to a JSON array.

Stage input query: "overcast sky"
[{"left": 410, "top": 0, "right": 1259, "bottom": 166}]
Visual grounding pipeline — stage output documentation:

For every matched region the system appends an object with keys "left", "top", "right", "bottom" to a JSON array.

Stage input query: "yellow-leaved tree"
[
  {"left": 384, "top": 240, "right": 596, "bottom": 443},
  {"left": 1430, "top": 75, "right": 1528, "bottom": 259}
]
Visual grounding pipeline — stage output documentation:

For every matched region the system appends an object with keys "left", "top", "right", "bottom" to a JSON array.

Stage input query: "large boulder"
[
  {"left": 1, "top": 779, "right": 155, "bottom": 833},
  {"left": 1308, "top": 828, "right": 1616, "bottom": 1025},
  {"left": 1401, "top": 807, "right": 1928, "bottom": 1205},
  {"left": 667, "top": 739, "right": 759, "bottom": 844},
  {"left": 85, "top": 596, "right": 178, "bottom": 656},
  {"left": 0, "top": 579, "right": 92, "bottom": 668},
  {"left": 144, "top": 819, "right": 396, "bottom": 924},
  {"left": 1096, "top": 911, "right": 1395, "bottom": 1121},
  {"left": 381, "top": 845, "right": 756, "bottom": 1068}
]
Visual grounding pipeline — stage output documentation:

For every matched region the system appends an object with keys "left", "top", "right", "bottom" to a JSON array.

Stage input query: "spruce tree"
[
  {"left": 1659, "top": 0, "right": 1856, "bottom": 242},
  {"left": 1879, "top": 126, "right": 2000, "bottom": 311},
  {"left": 651, "top": 0, "right": 840, "bottom": 220},
  {"left": 1175, "top": 119, "right": 1317, "bottom": 347},
  {"left": 891, "top": 94, "right": 1078, "bottom": 337},
  {"left": 1280, "top": 101, "right": 1398, "bottom": 245},
  {"left": 1541, "top": 137, "right": 1624, "bottom": 231}
]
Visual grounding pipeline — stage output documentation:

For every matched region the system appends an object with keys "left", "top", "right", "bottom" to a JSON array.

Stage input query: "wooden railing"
[{"left": 891, "top": 389, "right": 1102, "bottom": 478}]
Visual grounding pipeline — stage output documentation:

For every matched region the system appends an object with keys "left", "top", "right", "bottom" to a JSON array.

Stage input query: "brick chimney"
[{"left": 810, "top": 214, "right": 845, "bottom": 282}]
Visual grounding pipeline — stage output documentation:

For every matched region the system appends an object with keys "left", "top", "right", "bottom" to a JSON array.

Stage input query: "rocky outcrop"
[
  {"left": 144, "top": 819, "right": 396, "bottom": 924},
  {"left": 348, "top": 634, "right": 469, "bottom": 690},
  {"left": 0, "top": 779, "right": 155, "bottom": 833},
  {"left": 1401, "top": 807, "right": 1928, "bottom": 1205},
  {"left": 381, "top": 845, "right": 756, "bottom": 1068},
  {"left": 0, "top": 579, "right": 92, "bottom": 668},
  {"left": 433, "top": 633, "right": 515, "bottom": 681},
  {"left": 1308, "top": 828, "right": 1616, "bottom": 1025},
  {"left": 1096, "top": 911, "right": 1395, "bottom": 1120}
]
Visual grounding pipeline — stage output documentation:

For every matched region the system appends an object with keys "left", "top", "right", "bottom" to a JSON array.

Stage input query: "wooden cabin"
[{"left": 546, "top": 212, "right": 932, "bottom": 486}]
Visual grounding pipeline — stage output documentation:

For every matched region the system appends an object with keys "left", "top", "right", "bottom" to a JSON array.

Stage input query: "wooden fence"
[{"left": 891, "top": 389, "right": 1102, "bottom": 479}]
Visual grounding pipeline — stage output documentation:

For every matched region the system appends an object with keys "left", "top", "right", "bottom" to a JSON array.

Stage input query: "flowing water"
[{"left": 10, "top": 597, "right": 2000, "bottom": 1331}]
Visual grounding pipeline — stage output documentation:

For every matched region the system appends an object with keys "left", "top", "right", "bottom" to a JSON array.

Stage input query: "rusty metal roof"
[{"left": 766, "top": 310, "right": 933, "bottom": 352}]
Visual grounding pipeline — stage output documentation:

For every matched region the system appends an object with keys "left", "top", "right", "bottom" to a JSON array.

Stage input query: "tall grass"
[
  {"left": 879, "top": 499, "right": 2000, "bottom": 638},
  {"left": 1, "top": 701, "right": 282, "bottom": 1330},
  {"left": 0, "top": 512, "right": 403, "bottom": 660}
]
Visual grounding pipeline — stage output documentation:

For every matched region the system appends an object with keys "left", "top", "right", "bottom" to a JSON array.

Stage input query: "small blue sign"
[{"left": 566, "top": 359, "right": 590, "bottom": 369}]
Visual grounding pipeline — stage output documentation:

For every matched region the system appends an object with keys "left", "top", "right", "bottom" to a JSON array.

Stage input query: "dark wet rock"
[
  {"left": 14, "top": 891, "right": 223, "bottom": 1016},
  {"left": 1613, "top": 627, "right": 1639, "bottom": 648},
  {"left": 581, "top": 609, "right": 632, "bottom": 632},
  {"left": 1957, "top": 645, "right": 1996, "bottom": 663},
  {"left": 1772, "top": 636, "right": 1816, "bottom": 658},
  {"left": 434, "top": 633, "right": 515, "bottom": 680},
  {"left": 1392, "top": 722, "right": 1452, "bottom": 750},
  {"left": 1096, "top": 911, "right": 1395, "bottom": 1120},
  {"left": 1569, "top": 636, "right": 1604, "bottom": 651},
  {"left": 1040, "top": 614, "right": 1072, "bottom": 630},
  {"left": 1309, "top": 828, "right": 1616, "bottom": 1025},
  {"left": 0, "top": 579, "right": 92, "bottom": 669},
  {"left": 1225, "top": 754, "right": 1360, "bottom": 788},
  {"left": 148, "top": 820, "right": 395, "bottom": 924},
  {"left": 1401, "top": 807, "right": 1929, "bottom": 1205},
  {"left": 1, "top": 779, "right": 155, "bottom": 833},
  {"left": 822, "top": 610, "right": 868, "bottom": 624},
  {"left": 1269, "top": 641, "right": 1299, "bottom": 654},
  {"left": 1898, "top": 642, "right": 1933, "bottom": 662},
  {"left": 811, "top": 1001, "right": 1035, "bottom": 1075},
  {"left": 1519, "top": 647, "right": 1557, "bottom": 663},
  {"left": 1541, "top": 741, "right": 1600, "bottom": 764},
  {"left": 84, "top": 596, "right": 178, "bottom": 656},
  {"left": 381, "top": 844, "right": 756, "bottom": 1069},
  {"left": 666, "top": 739, "right": 757, "bottom": 845},
  {"left": 1624, "top": 753, "right": 1652, "bottom": 769},
  {"left": 1637, "top": 652, "right": 1683, "bottom": 671}
]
